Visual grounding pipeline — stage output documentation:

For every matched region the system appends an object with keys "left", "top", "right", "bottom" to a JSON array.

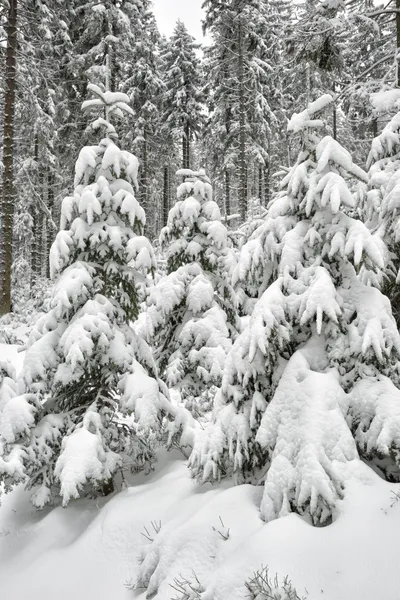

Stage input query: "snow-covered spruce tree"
[
  {"left": 190, "top": 94, "right": 400, "bottom": 525},
  {"left": 122, "top": 4, "right": 164, "bottom": 234},
  {"left": 161, "top": 20, "right": 204, "bottom": 169},
  {"left": 147, "top": 169, "right": 237, "bottom": 415},
  {"left": 365, "top": 106, "right": 400, "bottom": 324},
  {"left": 201, "top": 0, "right": 285, "bottom": 219},
  {"left": 0, "top": 85, "right": 190, "bottom": 508}
]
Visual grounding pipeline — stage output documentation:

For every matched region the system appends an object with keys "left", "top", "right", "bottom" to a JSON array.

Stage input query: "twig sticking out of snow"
[
  {"left": 246, "top": 566, "right": 308, "bottom": 600},
  {"left": 140, "top": 520, "right": 162, "bottom": 543},
  {"left": 211, "top": 515, "right": 230, "bottom": 540},
  {"left": 170, "top": 572, "right": 204, "bottom": 600}
]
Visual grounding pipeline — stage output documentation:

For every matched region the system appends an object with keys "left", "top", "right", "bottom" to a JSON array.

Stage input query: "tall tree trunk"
[
  {"left": 238, "top": 15, "right": 247, "bottom": 223},
  {"left": 397, "top": 0, "right": 400, "bottom": 86},
  {"left": 141, "top": 131, "right": 149, "bottom": 220},
  {"left": 31, "top": 206, "right": 42, "bottom": 281},
  {"left": 0, "top": 0, "right": 18, "bottom": 315},
  {"left": 46, "top": 170, "right": 55, "bottom": 278},
  {"left": 305, "top": 62, "right": 311, "bottom": 105},
  {"left": 332, "top": 103, "right": 337, "bottom": 141},
  {"left": 182, "top": 121, "right": 190, "bottom": 169},
  {"left": 225, "top": 169, "right": 231, "bottom": 220},
  {"left": 264, "top": 161, "right": 271, "bottom": 207},
  {"left": 163, "top": 164, "right": 169, "bottom": 227},
  {"left": 41, "top": 167, "right": 49, "bottom": 279},
  {"left": 258, "top": 164, "right": 263, "bottom": 205}
]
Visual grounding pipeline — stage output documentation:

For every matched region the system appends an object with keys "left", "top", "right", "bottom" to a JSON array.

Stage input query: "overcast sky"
[{"left": 152, "top": 0, "right": 205, "bottom": 41}]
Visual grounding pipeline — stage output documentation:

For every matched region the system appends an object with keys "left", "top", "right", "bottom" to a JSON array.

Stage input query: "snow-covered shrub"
[
  {"left": 0, "top": 86, "right": 191, "bottom": 508},
  {"left": 147, "top": 169, "right": 238, "bottom": 414},
  {"left": 246, "top": 566, "right": 307, "bottom": 600},
  {"left": 190, "top": 94, "right": 400, "bottom": 525}
]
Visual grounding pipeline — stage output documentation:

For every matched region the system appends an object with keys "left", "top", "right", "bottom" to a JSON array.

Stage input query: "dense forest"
[
  {"left": 2, "top": 1, "right": 400, "bottom": 598},
  {"left": 1, "top": 0, "right": 399, "bottom": 313}
]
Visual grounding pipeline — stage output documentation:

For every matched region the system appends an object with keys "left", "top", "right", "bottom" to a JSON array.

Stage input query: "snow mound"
[{"left": 1, "top": 456, "right": 400, "bottom": 600}]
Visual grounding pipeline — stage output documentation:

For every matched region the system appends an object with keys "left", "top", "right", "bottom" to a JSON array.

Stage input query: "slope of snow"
[
  {"left": 0, "top": 344, "right": 25, "bottom": 377},
  {"left": 1, "top": 452, "right": 400, "bottom": 600}
]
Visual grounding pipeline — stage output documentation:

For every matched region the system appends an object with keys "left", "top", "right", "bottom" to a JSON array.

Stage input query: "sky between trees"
[{"left": 152, "top": 0, "right": 204, "bottom": 40}]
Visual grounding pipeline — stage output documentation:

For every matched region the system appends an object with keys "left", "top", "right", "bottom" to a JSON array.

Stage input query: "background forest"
[{"left": 1, "top": 0, "right": 398, "bottom": 314}]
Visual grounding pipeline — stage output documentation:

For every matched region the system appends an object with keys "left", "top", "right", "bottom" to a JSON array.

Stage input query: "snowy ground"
[
  {"left": 0, "top": 449, "right": 400, "bottom": 599},
  {"left": 1, "top": 344, "right": 400, "bottom": 600}
]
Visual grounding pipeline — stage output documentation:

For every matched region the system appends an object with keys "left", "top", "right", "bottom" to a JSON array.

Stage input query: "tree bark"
[
  {"left": 182, "top": 121, "right": 190, "bottom": 169},
  {"left": 397, "top": 0, "right": 400, "bottom": 86},
  {"left": 46, "top": 170, "right": 55, "bottom": 278},
  {"left": 258, "top": 164, "right": 263, "bottom": 204},
  {"left": 332, "top": 103, "right": 337, "bottom": 140},
  {"left": 238, "top": 15, "right": 247, "bottom": 222},
  {"left": 163, "top": 164, "right": 169, "bottom": 227},
  {"left": 141, "top": 131, "right": 149, "bottom": 219},
  {"left": 225, "top": 169, "right": 231, "bottom": 219},
  {"left": 0, "top": 0, "right": 18, "bottom": 315},
  {"left": 264, "top": 161, "right": 271, "bottom": 207}
]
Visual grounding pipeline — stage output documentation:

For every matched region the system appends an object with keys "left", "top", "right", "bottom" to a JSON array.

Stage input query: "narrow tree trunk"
[
  {"left": 163, "top": 164, "right": 169, "bottom": 227},
  {"left": 332, "top": 103, "right": 337, "bottom": 140},
  {"left": 0, "top": 0, "right": 18, "bottom": 315},
  {"left": 258, "top": 165, "right": 263, "bottom": 205},
  {"left": 225, "top": 169, "right": 231, "bottom": 219},
  {"left": 397, "top": 0, "right": 400, "bottom": 86},
  {"left": 186, "top": 128, "right": 190, "bottom": 170},
  {"left": 238, "top": 16, "right": 247, "bottom": 222},
  {"left": 141, "top": 131, "right": 148, "bottom": 219},
  {"left": 41, "top": 167, "right": 49, "bottom": 278},
  {"left": 264, "top": 161, "right": 271, "bottom": 207},
  {"left": 305, "top": 62, "right": 311, "bottom": 105},
  {"left": 46, "top": 170, "right": 55, "bottom": 278},
  {"left": 31, "top": 206, "right": 41, "bottom": 281},
  {"left": 182, "top": 121, "right": 190, "bottom": 169}
]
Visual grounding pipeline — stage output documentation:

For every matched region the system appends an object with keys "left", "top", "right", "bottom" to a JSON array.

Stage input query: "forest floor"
[{"left": 1, "top": 341, "right": 400, "bottom": 600}]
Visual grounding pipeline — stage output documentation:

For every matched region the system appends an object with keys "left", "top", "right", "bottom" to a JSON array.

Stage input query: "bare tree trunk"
[
  {"left": 225, "top": 169, "right": 231, "bottom": 219},
  {"left": 46, "top": 170, "right": 55, "bottom": 278},
  {"left": 41, "top": 167, "right": 49, "bottom": 278},
  {"left": 0, "top": 0, "right": 18, "bottom": 315},
  {"left": 31, "top": 206, "right": 42, "bottom": 281},
  {"left": 397, "top": 0, "right": 400, "bottom": 86},
  {"left": 264, "top": 161, "right": 271, "bottom": 207},
  {"left": 305, "top": 62, "right": 311, "bottom": 104},
  {"left": 182, "top": 121, "right": 190, "bottom": 169},
  {"left": 238, "top": 15, "right": 247, "bottom": 223},
  {"left": 141, "top": 131, "right": 149, "bottom": 228},
  {"left": 258, "top": 165, "right": 263, "bottom": 204},
  {"left": 163, "top": 164, "right": 169, "bottom": 227},
  {"left": 332, "top": 103, "right": 337, "bottom": 140}
]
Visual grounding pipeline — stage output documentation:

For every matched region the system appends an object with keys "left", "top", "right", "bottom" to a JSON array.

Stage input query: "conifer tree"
[
  {"left": 161, "top": 20, "right": 204, "bottom": 169},
  {"left": 0, "top": 85, "right": 189, "bottom": 508},
  {"left": 202, "top": 0, "right": 283, "bottom": 219},
  {"left": 122, "top": 3, "right": 164, "bottom": 235},
  {"left": 365, "top": 107, "right": 400, "bottom": 323},
  {"left": 190, "top": 95, "right": 400, "bottom": 525},
  {"left": 147, "top": 169, "right": 237, "bottom": 414}
]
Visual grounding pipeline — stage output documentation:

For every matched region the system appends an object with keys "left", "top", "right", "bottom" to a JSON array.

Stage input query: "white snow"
[{"left": 1, "top": 453, "right": 400, "bottom": 600}]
